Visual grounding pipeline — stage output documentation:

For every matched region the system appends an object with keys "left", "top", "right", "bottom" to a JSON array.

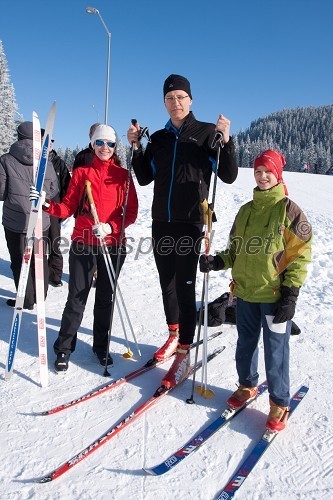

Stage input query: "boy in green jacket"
[{"left": 200, "top": 150, "right": 312, "bottom": 431}]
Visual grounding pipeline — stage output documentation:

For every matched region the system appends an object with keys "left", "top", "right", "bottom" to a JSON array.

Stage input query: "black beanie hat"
[
  {"left": 17, "top": 121, "right": 33, "bottom": 140},
  {"left": 163, "top": 74, "right": 192, "bottom": 99}
]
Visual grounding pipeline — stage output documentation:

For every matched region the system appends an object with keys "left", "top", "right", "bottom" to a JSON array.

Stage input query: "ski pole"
[
  {"left": 101, "top": 148, "right": 136, "bottom": 375},
  {"left": 85, "top": 181, "right": 140, "bottom": 371},
  {"left": 186, "top": 131, "right": 224, "bottom": 403},
  {"left": 102, "top": 243, "right": 142, "bottom": 360},
  {"left": 186, "top": 281, "right": 205, "bottom": 404},
  {"left": 85, "top": 181, "right": 138, "bottom": 364},
  {"left": 197, "top": 200, "right": 215, "bottom": 398},
  {"left": 85, "top": 181, "right": 132, "bottom": 359}
]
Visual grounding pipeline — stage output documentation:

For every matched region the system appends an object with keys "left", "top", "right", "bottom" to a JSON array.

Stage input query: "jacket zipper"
[{"left": 167, "top": 135, "right": 179, "bottom": 222}]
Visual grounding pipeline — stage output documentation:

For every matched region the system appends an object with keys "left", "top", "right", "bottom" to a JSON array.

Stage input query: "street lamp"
[{"left": 86, "top": 6, "right": 111, "bottom": 125}]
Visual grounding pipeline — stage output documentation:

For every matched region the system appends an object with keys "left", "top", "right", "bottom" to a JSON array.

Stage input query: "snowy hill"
[{"left": 0, "top": 169, "right": 332, "bottom": 499}]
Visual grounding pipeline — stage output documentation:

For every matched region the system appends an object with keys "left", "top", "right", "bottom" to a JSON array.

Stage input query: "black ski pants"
[
  {"left": 4, "top": 227, "right": 49, "bottom": 308},
  {"left": 47, "top": 216, "right": 63, "bottom": 282},
  {"left": 54, "top": 241, "right": 126, "bottom": 356},
  {"left": 152, "top": 221, "right": 202, "bottom": 345}
]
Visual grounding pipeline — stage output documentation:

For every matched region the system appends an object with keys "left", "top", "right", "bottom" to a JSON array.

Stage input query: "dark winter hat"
[
  {"left": 17, "top": 121, "right": 33, "bottom": 140},
  {"left": 163, "top": 74, "right": 192, "bottom": 99}
]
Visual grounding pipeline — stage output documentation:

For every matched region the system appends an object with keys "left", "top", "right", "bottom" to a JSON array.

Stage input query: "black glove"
[
  {"left": 199, "top": 255, "right": 224, "bottom": 273},
  {"left": 273, "top": 286, "right": 299, "bottom": 323}
]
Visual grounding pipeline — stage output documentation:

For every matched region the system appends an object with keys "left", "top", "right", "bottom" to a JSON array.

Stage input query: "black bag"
[
  {"left": 197, "top": 292, "right": 301, "bottom": 335},
  {"left": 197, "top": 292, "right": 237, "bottom": 327}
]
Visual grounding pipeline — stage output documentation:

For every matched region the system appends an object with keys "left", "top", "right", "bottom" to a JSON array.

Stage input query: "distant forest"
[{"left": 233, "top": 105, "right": 332, "bottom": 174}]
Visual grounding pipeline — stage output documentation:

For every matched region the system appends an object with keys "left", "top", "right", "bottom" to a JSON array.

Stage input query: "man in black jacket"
[
  {"left": 42, "top": 129, "right": 71, "bottom": 286},
  {"left": 127, "top": 74, "right": 238, "bottom": 388}
]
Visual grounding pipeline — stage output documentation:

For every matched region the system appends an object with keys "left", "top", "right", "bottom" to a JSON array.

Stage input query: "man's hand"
[
  {"left": 215, "top": 114, "right": 230, "bottom": 144},
  {"left": 127, "top": 121, "right": 141, "bottom": 148}
]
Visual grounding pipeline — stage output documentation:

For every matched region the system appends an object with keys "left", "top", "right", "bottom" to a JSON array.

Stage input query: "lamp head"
[{"left": 86, "top": 6, "right": 99, "bottom": 15}]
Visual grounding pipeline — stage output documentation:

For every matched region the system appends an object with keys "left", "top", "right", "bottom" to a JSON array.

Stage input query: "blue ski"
[
  {"left": 5, "top": 102, "right": 56, "bottom": 381},
  {"left": 144, "top": 381, "right": 268, "bottom": 476},
  {"left": 216, "top": 385, "right": 309, "bottom": 499}
]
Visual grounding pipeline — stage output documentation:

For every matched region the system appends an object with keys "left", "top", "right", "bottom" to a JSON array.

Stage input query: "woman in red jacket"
[{"left": 34, "top": 124, "right": 138, "bottom": 372}]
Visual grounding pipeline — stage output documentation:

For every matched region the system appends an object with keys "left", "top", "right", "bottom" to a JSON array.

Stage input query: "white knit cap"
[{"left": 91, "top": 124, "right": 117, "bottom": 146}]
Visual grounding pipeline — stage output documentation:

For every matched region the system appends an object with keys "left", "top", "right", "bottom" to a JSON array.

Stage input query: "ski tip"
[
  {"left": 32, "top": 410, "right": 49, "bottom": 417},
  {"left": 36, "top": 475, "right": 53, "bottom": 483},
  {"left": 142, "top": 467, "right": 157, "bottom": 476}
]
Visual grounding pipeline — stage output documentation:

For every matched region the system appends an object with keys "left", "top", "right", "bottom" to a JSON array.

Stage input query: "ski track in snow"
[{"left": 0, "top": 169, "right": 332, "bottom": 499}]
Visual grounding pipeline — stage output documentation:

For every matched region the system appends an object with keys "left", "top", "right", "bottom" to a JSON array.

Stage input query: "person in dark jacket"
[
  {"left": 41, "top": 129, "right": 71, "bottom": 287},
  {"left": 0, "top": 121, "right": 58, "bottom": 309},
  {"left": 72, "top": 122, "right": 101, "bottom": 171},
  {"left": 127, "top": 74, "right": 238, "bottom": 388}
]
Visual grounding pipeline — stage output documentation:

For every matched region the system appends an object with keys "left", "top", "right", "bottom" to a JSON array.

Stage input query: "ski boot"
[{"left": 227, "top": 384, "right": 258, "bottom": 409}]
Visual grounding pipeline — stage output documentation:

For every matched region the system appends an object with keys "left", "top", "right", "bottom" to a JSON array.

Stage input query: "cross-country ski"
[
  {"left": 32, "top": 111, "right": 49, "bottom": 388},
  {"left": 35, "top": 330, "right": 224, "bottom": 415},
  {"left": 5, "top": 101, "right": 56, "bottom": 381},
  {"left": 36, "top": 347, "right": 225, "bottom": 482},
  {"left": 216, "top": 385, "right": 309, "bottom": 499},
  {"left": 144, "top": 381, "right": 268, "bottom": 476}
]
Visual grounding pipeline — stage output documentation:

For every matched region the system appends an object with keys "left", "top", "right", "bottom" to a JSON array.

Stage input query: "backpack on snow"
[
  {"left": 197, "top": 291, "right": 301, "bottom": 335},
  {"left": 197, "top": 292, "right": 237, "bottom": 327}
]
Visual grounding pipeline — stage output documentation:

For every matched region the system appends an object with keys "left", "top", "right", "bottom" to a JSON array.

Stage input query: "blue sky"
[{"left": 1, "top": 0, "right": 332, "bottom": 150}]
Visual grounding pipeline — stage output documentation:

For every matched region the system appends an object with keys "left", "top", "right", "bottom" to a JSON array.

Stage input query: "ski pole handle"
[
  {"left": 131, "top": 118, "right": 151, "bottom": 143},
  {"left": 85, "top": 180, "right": 93, "bottom": 205},
  {"left": 85, "top": 180, "right": 99, "bottom": 224},
  {"left": 211, "top": 131, "right": 224, "bottom": 149}
]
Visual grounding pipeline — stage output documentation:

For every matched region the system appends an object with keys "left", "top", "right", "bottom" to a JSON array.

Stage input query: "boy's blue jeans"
[{"left": 236, "top": 298, "right": 291, "bottom": 407}]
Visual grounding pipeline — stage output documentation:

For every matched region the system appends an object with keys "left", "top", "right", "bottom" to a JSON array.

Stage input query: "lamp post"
[{"left": 86, "top": 6, "right": 111, "bottom": 125}]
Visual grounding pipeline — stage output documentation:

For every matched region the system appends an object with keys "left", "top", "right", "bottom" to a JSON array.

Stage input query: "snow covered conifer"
[{"left": 0, "top": 40, "right": 18, "bottom": 155}]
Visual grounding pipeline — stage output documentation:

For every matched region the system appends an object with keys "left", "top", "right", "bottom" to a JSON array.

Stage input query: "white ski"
[
  {"left": 5, "top": 102, "right": 56, "bottom": 381},
  {"left": 33, "top": 112, "right": 48, "bottom": 387}
]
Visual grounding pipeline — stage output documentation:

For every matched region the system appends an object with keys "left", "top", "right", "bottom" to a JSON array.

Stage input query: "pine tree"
[
  {"left": 116, "top": 138, "right": 128, "bottom": 169},
  {"left": 0, "top": 40, "right": 18, "bottom": 155},
  {"left": 57, "top": 146, "right": 64, "bottom": 160},
  {"left": 64, "top": 147, "right": 75, "bottom": 170}
]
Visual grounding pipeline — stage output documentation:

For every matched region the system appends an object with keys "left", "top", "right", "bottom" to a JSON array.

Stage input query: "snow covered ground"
[{"left": 0, "top": 168, "right": 332, "bottom": 500}]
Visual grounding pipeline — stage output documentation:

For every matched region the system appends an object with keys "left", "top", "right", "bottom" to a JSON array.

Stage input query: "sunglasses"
[{"left": 95, "top": 139, "right": 116, "bottom": 147}]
